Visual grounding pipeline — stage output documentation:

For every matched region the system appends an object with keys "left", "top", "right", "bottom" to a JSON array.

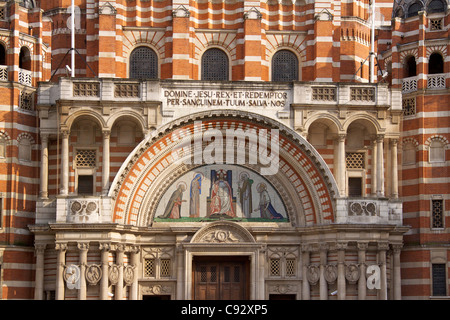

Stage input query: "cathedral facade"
[{"left": 0, "top": 0, "right": 448, "bottom": 300}]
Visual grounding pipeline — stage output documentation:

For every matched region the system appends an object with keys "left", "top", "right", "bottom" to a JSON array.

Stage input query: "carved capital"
[
  {"left": 55, "top": 242, "right": 67, "bottom": 252},
  {"left": 77, "top": 242, "right": 90, "bottom": 251}
]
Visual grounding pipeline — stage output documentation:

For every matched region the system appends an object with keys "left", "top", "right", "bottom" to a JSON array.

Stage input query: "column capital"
[
  {"left": 102, "top": 130, "right": 111, "bottom": 139},
  {"left": 40, "top": 133, "right": 49, "bottom": 142},
  {"left": 35, "top": 243, "right": 47, "bottom": 254},
  {"left": 99, "top": 242, "right": 111, "bottom": 252},
  {"left": 77, "top": 242, "right": 90, "bottom": 251},
  {"left": 357, "top": 242, "right": 369, "bottom": 251},
  {"left": 392, "top": 243, "right": 403, "bottom": 253},
  {"left": 60, "top": 129, "right": 70, "bottom": 139},
  {"left": 377, "top": 242, "right": 389, "bottom": 251},
  {"left": 391, "top": 138, "right": 399, "bottom": 146},
  {"left": 376, "top": 134, "right": 385, "bottom": 142},
  {"left": 55, "top": 242, "right": 68, "bottom": 252},
  {"left": 337, "top": 133, "right": 347, "bottom": 141}
]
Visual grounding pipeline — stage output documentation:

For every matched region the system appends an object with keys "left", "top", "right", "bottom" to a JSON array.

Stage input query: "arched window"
[
  {"left": 19, "top": 47, "right": 31, "bottom": 70},
  {"left": 428, "top": 0, "right": 446, "bottom": 13},
  {"left": 429, "top": 52, "right": 444, "bottom": 74},
  {"left": 429, "top": 140, "right": 445, "bottom": 162},
  {"left": 272, "top": 50, "right": 299, "bottom": 82},
  {"left": 404, "top": 56, "right": 417, "bottom": 77},
  {"left": 129, "top": 47, "right": 158, "bottom": 79},
  {"left": 201, "top": 48, "right": 229, "bottom": 81},
  {"left": 18, "top": 138, "right": 31, "bottom": 161},
  {"left": 0, "top": 44, "right": 6, "bottom": 65},
  {"left": 407, "top": 2, "right": 423, "bottom": 17}
]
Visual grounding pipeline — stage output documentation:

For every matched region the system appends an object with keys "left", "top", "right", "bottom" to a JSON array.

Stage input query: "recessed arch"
[
  {"left": 201, "top": 48, "right": 230, "bottom": 81},
  {"left": 109, "top": 110, "right": 339, "bottom": 228}
]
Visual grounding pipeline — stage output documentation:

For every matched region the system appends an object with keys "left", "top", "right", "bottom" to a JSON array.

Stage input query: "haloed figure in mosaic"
[
  {"left": 254, "top": 183, "right": 283, "bottom": 219},
  {"left": 159, "top": 182, "right": 187, "bottom": 219},
  {"left": 238, "top": 172, "right": 253, "bottom": 218},
  {"left": 190, "top": 172, "right": 203, "bottom": 218}
]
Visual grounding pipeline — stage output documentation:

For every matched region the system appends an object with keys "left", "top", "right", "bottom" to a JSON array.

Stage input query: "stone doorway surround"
[{"left": 181, "top": 221, "right": 264, "bottom": 300}]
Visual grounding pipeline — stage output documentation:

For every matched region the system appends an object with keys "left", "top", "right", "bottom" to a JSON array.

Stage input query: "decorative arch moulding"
[{"left": 109, "top": 110, "right": 338, "bottom": 228}]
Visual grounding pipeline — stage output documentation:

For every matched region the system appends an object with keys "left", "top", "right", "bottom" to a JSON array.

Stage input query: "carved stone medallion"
[{"left": 85, "top": 264, "right": 102, "bottom": 286}]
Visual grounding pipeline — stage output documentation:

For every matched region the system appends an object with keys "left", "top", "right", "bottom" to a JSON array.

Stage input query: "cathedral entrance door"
[{"left": 193, "top": 256, "right": 249, "bottom": 300}]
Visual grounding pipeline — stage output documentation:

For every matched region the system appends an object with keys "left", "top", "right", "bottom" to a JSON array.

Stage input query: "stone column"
[
  {"left": 39, "top": 134, "right": 49, "bottom": 199},
  {"left": 78, "top": 242, "right": 89, "bottom": 300},
  {"left": 371, "top": 140, "right": 377, "bottom": 196},
  {"left": 99, "top": 243, "right": 110, "bottom": 300},
  {"left": 55, "top": 243, "right": 67, "bottom": 300},
  {"left": 378, "top": 242, "right": 389, "bottom": 300},
  {"left": 301, "top": 244, "right": 310, "bottom": 300},
  {"left": 337, "top": 134, "right": 347, "bottom": 197},
  {"left": 34, "top": 243, "right": 46, "bottom": 300},
  {"left": 392, "top": 244, "right": 403, "bottom": 300},
  {"left": 115, "top": 244, "right": 125, "bottom": 300},
  {"left": 376, "top": 135, "right": 385, "bottom": 197},
  {"left": 130, "top": 246, "right": 140, "bottom": 300},
  {"left": 391, "top": 139, "right": 399, "bottom": 198},
  {"left": 319, "top": 244, "right": 328, "bottom": 300},
  {"left": 60, "top": 130, "right": 70, "bottom": 195},
  {"left": 337, "top": 242, "right": 347, "bottom": 300},
  {"left": 176, "top": 242, "right": 184, "bottom": 300},
  {"left": 102, "top": 130, "right": 110, "bottom": 195},
  {"left": 357, "top": 242, "right": 368, "bottom": 300}
]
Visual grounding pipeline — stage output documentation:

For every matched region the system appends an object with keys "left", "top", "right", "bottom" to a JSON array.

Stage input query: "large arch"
[{"left": 109, "top": 110, "right": 340, "bottom": 228}]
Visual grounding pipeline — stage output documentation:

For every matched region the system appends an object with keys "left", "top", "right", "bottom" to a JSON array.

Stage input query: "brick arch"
[
  {"left": 265, "top": 35, "right": 307, "bottom": 65},
  {"left": 109, "top": 110, "right": 339, "bottom": 227}
]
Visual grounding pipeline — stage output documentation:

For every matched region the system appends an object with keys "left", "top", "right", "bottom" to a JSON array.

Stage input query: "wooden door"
[{"left": 193, "top": 257, "right": 249, "bottom": 300}]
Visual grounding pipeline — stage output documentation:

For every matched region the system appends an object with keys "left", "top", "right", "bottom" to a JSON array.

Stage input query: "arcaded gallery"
[{"left": 0, "top": 0, "right": 448, "bottom": 300}]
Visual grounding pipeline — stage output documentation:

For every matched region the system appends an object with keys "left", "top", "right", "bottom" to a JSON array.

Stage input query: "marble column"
[
  {"left": 60, "top": 130, "right": 70, "bottom": 195},
  {"left": 378, "top": 242, "right": 389, "bottom": 300},
  {"left": 357, "top": 242, "right": 368, "bottom": 300},
  {"left": 115, "top": 244, "right": 125, "bottom": 300},
  {"left": 337, "top": 242, "right": 347, "bottom": 300},
  {"left": 376, "top": 135, "right": 385, "bottom": 197},
  {"left": 102, "top": 130, "right": 110, "bottom": 195},
  {"left": 99, "top": 243, "right": 110, "bottom": 300},
  {"left": 319, "top": 244, "right": 328, "bottom": 300},
  {"left": 39, "top": 134, "right": 49, "bottom": 199},
  {"left": 301, "top": 244, "right": 310, "bottom": 300},
  {"left": 337, "top": 134, "right": 347, "bottom": 197},
  {"left": 391, "top": 139, "right": 399, "bottom": 198},
  {"left": 55, "top": 243, "right": 67, "bottom": 300},
  {"left": 130, "top": 246, "right": 140, "bottom": 300},
  {"left": 34, "top": 243, "right": 46, "bottom": 300},
  {"left": 78, "top": 242, "right": 89, "bottom": 300},
  {"left": 393, "top": 244, "right": 403, "bottom": 300},
  {"left": 371, "top": 140, "right": 377, "bottom": 196}
]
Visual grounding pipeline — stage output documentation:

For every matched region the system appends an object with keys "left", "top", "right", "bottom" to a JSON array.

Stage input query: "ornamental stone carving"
[
  {"left": 345, "top": 264, "right": 361, "bottom": 284},
  {"left": 123, "top": 265, "right": 135, "bottom": 286},
  {"left": 268, "top": 284, "right": 297, "bottom": 294},
  {"left": 68, "top": 199, "right": 100, "bottom": 223},
  {"left": 190, "top": 221, "right": 255, "bottom": 244},
  {"left": 85, "top": 264, "right": 102, "bottom": 286},
  {"left": 64, "top": 265, "right": 81, "bottom": 289},
  {"left": 324, "top": 264, "right": 338, "bottom": 284},
  {"left": 109, "top": 264, "right": 119, "bottom": 285},
  {"left": 141, "top": 284, "right": 172, "bottom": 295},
  {"left": 306, "top": 265, "right": 320, "bottom": 285}
]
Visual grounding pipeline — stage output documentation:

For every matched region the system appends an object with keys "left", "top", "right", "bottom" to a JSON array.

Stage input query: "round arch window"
[
  {"left": 129, "top": 47, "right": 158, "bottom": 79},
  {"left": 272, "top": 50, "right": 299, "bottom": 82}
]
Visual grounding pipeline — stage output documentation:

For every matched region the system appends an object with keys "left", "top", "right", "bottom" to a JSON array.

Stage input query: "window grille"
[
  {"left": 210, "top": 266, "right": 217, "bottom": 282},
  {"left": 144, "top": 259, "right": 155, "bottom": 277},
  {"left": 346, "top": 152, "right": 365, "bottom": 169},
  {"left": 114, "top": 83, "right": 140, "bottom": 98},
  {"left": 200, "top": 266, "right": 207, "bottom": 282},
  {"left": 432, "top": 264, "right": 446, "bottom": 296},
  {"left": 201, "top": 48, "right": 229, "bottom": 81},
  {"left": 350, "top": 87, "right": 375, "bottom": 102},
  {"left": 430, "top": 18, "right": 443, "bottom": 31},
  {"left": 272, "top": 50, "right": 298, "bottom": 82},
  {"left": 75, "top": 149, "right": 96, "bottom": 167},
  {"left": 73, "top": 82, "right": 99, "bottom": 97},
  {"left": 312, "top": 87, "right": 336, "bottom": 101},
  {"left": 402, "top": 97, "right": 416, "bottom": 116},
  {"left": 20, "top": 91, "right": 33, "bottom": 111},
  {"left": 130, "top": 47, "right": 158, "bottom": 79},
  {"left": 160, "top": 259, "right": 171, "bottom": 278},
  {"left": 269, "top": 258, "right": 281, "bottom": 276},
  {"left": 0, "top": 8, "right": 5, "bottom": 20},
  {"left": 285, "top": 259, "right": 296, "bottom": 277},
  {"left": 431, "top": 199, "right": 444, "bottom": 228}
]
